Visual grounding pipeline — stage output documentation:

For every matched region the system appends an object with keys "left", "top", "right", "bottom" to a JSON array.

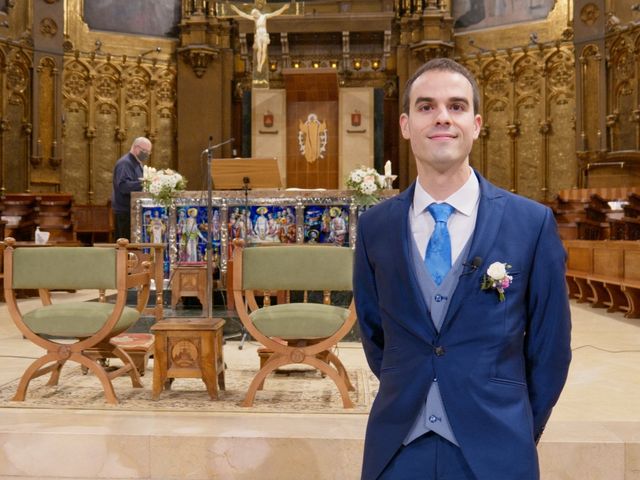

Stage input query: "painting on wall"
[
  {"left": 83, "top": 0, "right": 181, "bottom": 38},
  {"left": 453, "top": 0, "right": 555, "bottom": 31}
]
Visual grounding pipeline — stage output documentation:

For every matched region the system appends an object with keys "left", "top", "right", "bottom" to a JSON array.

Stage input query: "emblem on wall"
[
  {"left": 298, "top": 113, "right": 328, "bottom": 163},
  {"left": 263, "top": 111, "right": 274, "bottom": 128},
  {"left": 351, "top": 110, "right": 361, "bottom": 127}
]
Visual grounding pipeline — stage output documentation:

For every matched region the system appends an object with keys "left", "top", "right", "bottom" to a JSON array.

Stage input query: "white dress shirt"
[{"left": 409, "top": 167, "right": 480, "bottom": 263}]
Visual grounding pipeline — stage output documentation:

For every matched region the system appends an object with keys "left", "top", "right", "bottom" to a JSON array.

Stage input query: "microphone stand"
[
  {"left": 236, "top": 176, "right": 251, "bottom": 349},
  {"left": 202, "top": 136, "right": 233, "bottom": 319},
  {"left": 205, "top": 138, "right": 214, "bottom": 319},
  {"left": 242, "top": 176, "right": 250, "bottom": 238},
  {"left": 224, "top": 175, "right": 251, "bottom": 349}
]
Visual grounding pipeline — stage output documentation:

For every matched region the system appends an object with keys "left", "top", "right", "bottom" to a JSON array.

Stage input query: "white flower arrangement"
[
  {"left": 346, "top": 166, "right": 385, "bottom": 206},
  {"left": 141, "top": 165, "right": 187, "bottom": 208}
]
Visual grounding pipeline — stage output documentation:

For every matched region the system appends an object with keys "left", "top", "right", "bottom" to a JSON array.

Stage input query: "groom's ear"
[
  {"left": 472, "top": 113, "right": 482, "bottom": 139},
  {"left": 400, "top": 113, "right": 411, "bottom": 140}
]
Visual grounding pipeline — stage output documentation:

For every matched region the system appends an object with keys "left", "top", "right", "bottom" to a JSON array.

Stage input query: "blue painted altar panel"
[
  {"left": 303, "top": 205, "right": 350, "bottom": 246},
  {"left": 140, "top": 206, "right": 170, "bottom": 274},
  {"left": 132, "top": 189, "right": 397, "bottom": 283}
]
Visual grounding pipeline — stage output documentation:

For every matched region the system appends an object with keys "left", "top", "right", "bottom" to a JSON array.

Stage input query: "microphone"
[
  {"left": 461, "top": 256, "right": 483, "bottom": 275},
  {"left": 202, "top": 137, "right": 235, "bottom": 155}
]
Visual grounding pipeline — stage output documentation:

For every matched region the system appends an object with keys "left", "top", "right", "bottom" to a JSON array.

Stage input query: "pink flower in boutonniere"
[{"left": 481, "top": 262, "right": 513, "bottom": 302}]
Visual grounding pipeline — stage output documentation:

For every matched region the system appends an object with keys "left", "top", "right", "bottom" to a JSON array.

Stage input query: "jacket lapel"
[
  {"left": 388, "top": 183, "right": 438, "bottom": 341},
  {"left": 441, "top": 171, "right": 507, "bottom": 329}
]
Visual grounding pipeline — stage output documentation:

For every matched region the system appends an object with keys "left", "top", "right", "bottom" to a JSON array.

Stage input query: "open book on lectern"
[{"left": 211, "top": 157, "right": 282, "bottom": 189}]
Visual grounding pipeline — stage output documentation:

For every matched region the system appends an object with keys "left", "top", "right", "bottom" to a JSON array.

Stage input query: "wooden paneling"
[{"left": 284, "top": 69, "right": 339, "bottom": 189}]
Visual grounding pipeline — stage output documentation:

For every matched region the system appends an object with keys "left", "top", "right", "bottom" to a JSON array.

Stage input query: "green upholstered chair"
[
  {"left": 232, "top": 243, "right": 357, "bottom": 408},
  {"left": 2, "top": 237, "right": 151, "bottom": 404}
]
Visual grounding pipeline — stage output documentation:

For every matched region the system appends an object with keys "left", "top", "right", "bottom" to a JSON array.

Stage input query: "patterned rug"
[{"left": 0, "top": 364, "right": 378, "bottom": 414}]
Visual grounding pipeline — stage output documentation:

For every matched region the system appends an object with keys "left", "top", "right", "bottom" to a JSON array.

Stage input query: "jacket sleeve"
[
  {"left": 354, "top": 216, "right": 385, "bottom": 378},
  {"left": 114, "top": 160, "right": 142, "bottom": 194},
  {"left": 524, "top": 207, "right": 572, "bottom": 441}
]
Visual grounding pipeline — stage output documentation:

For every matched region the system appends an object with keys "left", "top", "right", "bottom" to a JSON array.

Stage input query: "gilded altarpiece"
[
  {"left": 32, "top": 57, "right": 59, "bottom": 187},
  {"left": 461, "top": 44, "right": 575, "bottom": 201},
  {"left": 514, "top": 56, "right": 542, "bottom": 198},
  {"left": 1, "top": 47, "right": 31, "bottom": 193},
  {"left": 546, "top": 49, "right": 575, "bottom": 197},
  {"left": 608, "top": 34, "right": 637, "bottom": 151},
  {"left": 580, "top": 44, "right": 602, "bottom": 152},
  {"left": 476, "top": 58, "right": 511, "bottom": 191},
  {"left": 62, "top": 56, "right": 176, "bottom": 204}
]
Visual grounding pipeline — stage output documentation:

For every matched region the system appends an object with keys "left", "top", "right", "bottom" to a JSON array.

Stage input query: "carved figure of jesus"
[{"left": 230, "top": 3, "right": 289, "bottom": 73}]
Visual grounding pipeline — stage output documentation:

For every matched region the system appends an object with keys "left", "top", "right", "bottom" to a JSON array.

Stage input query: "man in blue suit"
[{"left": 354, "top": 58, "right": 571, "bottom": 479}]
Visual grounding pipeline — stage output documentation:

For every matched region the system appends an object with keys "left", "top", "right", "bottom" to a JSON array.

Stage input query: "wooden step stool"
[{"left": 83, "top": 333, "right": 155, "bottom": 376}]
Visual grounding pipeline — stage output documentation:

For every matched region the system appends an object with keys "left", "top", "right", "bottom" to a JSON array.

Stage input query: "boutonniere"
[{"left": 481, "top": 262, "right": 513, "bottom": 302}]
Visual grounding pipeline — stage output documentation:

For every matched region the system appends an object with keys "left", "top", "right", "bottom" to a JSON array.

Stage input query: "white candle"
[{"left": 384, "top": 160, "right": 392, "bottom": 177}]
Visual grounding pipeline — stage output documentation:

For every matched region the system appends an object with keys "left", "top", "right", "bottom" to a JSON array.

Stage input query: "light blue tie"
[{"left": 425, "top": 203, "right": 455, "bottom": 286}]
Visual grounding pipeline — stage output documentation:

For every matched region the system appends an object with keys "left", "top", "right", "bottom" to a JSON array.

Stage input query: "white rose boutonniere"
[{"left": 481, "top": 261, "right": 513, "bottom": 302}]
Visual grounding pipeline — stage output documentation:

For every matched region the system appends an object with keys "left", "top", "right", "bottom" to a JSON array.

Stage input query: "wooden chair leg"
[
  {"left": 12, "top": 353, "right": 60, "bottom": 401},
  {"left": 325, "top": 351, "right": 355, "bottom": 391},
  {"left": 242, "top": 354, "right": 290, "bottom": 407},
  {"left": 109, "top": 346, "right": 143, "bottom": 388},
  {"left": 45, "top": 360, "right": 67, "bottom": 386},
  {"left": 73, "top": 354, "right": 119, "bottom": 404},
  {"left": 305, "top": 355, "right": 354, "bottom": 408}
]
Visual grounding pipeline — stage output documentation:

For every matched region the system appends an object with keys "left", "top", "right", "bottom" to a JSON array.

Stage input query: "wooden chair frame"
[
  {"left": 3, "top": 237, "right": 151, "bottom": 404},
  {"left": 232, "top": 243, "right": 357, "bottom": 408}
]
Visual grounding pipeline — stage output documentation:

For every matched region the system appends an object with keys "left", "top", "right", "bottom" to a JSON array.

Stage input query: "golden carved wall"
[
  {"left": 0, "top": 45, "right": 31, "bottom": 193},
  {"left": 451, "top": 1, "right": 576, "bottom": 202},
  {"left": 0, "top": 0, "right": 590, "bottom": 205},
  {"left": 460, "top": 46, "right": 576, "bottom": 201},
  {"left": 61, "top": 56, "right": 176, "bottom": 204}
]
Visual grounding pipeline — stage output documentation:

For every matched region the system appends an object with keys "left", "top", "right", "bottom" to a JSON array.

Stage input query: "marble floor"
[{"left": 0, "top": 293, "right": 639, "bottom": 479}]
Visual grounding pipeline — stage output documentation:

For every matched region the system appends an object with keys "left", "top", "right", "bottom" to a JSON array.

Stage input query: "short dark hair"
[{"left": 402, "top": 58, "right": 480, "bottom": 115}]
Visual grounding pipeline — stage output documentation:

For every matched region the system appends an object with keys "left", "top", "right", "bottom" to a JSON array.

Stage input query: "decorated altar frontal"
[{"left": 131, "top": 189, "right": 397, "bottom": 285}]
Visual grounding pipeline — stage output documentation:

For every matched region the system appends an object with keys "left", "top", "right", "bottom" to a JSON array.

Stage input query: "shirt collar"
[{"left": 412, "top": 167, "right": 480, "bottom": 218}]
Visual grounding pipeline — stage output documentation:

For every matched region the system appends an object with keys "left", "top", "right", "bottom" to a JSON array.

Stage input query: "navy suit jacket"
[{"left": 354, "top": 171, "right": 572, "bottom": 480}]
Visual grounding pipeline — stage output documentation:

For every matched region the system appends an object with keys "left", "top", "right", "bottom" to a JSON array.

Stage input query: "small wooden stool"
[
  {"left": 83, "top": 333, "right": 154, "bottom": 376},
  {"left": 171, "top": 265, "right": 208, "bottom": 311},
  {"left": 151, "top": 317, "right": 225, "bottom": 400}
]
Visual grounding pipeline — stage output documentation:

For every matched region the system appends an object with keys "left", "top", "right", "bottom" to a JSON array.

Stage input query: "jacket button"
[{"left": 434, "top": 346, "right": 445, "bottom": 356}]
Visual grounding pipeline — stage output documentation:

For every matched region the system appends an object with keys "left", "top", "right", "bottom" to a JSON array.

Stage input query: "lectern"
[{"left": 211, "top": 157, "right": 282, "bottom": 189}]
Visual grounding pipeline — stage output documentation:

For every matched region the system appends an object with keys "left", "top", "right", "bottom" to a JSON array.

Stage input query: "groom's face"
[{"left": 400, "top": 69, "right": 482, "bottom": 175}]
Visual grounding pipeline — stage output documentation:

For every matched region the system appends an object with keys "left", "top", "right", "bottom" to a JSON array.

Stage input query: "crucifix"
[{"left": 217, "top": 0, "right": 303, "bottom": 86}]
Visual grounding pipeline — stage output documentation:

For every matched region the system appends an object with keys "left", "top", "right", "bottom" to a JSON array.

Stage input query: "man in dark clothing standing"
[{"left": 111, "top": 137, "right": 152, "bottom": 240}]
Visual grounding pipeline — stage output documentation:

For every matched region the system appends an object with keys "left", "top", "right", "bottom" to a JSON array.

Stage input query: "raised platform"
[
  {"left": 0, "top": 295, "right": 639, "bottom": 479},
  {"left": 0, "top": 412, "right": 636, "bottom": 479}
]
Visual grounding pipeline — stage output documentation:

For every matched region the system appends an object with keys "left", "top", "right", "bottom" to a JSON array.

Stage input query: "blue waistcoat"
[{"left": 403, "top": 225, "right": 472, "bottom": 446}]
